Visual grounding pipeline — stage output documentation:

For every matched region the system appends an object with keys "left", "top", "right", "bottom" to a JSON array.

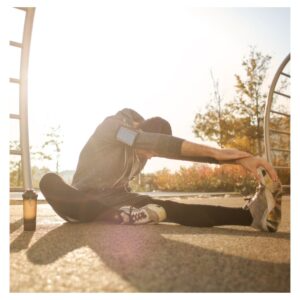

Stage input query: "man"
[{"left": 40, "top": 108, "right": 282, "bottom": 232}]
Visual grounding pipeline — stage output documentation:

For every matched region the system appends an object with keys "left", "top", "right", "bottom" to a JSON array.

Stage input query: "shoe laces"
[{"left": 129, "top": 207, "right": 147, "bottom": 224}]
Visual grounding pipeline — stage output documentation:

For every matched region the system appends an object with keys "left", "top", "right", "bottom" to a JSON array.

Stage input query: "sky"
[{"left": 8, "top": 2, "right": 290, "bottom": 173}]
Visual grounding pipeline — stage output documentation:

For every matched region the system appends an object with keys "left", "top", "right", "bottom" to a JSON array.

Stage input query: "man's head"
[
  {"left": 135, "top": 117, "right": 172, "bottom": 160},
  {"left": 137, "top": 117, "right": 172, "bottom": 135}
]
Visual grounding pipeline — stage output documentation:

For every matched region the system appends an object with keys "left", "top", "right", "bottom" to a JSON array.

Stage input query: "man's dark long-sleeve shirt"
[{"left": 72, "top": 108, "right": 183, "bottom": 195}]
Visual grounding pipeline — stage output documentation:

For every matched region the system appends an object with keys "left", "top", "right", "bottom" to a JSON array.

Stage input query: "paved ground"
[{"left": 10, "top": 196, "right": 290, "bottom": 292}]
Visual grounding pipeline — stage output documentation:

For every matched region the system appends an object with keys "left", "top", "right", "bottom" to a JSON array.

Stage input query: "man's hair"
[{"left": 138, "top": 117, "right": 172, "bottom": 135}]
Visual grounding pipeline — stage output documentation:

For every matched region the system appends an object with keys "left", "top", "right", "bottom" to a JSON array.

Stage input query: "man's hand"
[
  {"left": 236, "top": 156, "right": 279, "bottom": 182},
  {"left": 179, "top": 141, "right": 278, "bottom": 182}
]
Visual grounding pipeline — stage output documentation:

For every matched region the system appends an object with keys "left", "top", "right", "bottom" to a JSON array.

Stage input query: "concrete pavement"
[{"left": 10, "top": 196, "right": 290, "bottom": 292}]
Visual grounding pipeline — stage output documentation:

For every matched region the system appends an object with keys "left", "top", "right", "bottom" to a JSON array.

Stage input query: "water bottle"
[{"left": 22, "top": 189, "right": 38, "bottom": 231}]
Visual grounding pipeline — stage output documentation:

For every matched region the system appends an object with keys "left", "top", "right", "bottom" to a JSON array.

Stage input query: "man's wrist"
[{"left": 214, "top": 149, "right": 253, "bottom": 164}]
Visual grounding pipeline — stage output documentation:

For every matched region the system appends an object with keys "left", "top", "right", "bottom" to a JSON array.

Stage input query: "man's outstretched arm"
[
  {"left": 116, "top": 128, "right": 278, "bottom": 181},
  {"left": 181, "top": 140, "right": 251, "bottom": 162},
  {"left": 180, "top": 141, "right": 278, "bottom": 182},
  {"left": 132, "top": 130, "right": 251, "bottom": 162}
]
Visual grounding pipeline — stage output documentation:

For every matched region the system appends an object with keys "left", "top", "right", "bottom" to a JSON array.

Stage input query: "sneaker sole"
[{"left": 257, "top": 167, "right": 282, "bottom": 232}]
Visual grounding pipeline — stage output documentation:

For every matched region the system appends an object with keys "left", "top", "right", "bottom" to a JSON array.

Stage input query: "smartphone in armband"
[{"left": 116, "top": 126, "right": 139, "bottom": 146}]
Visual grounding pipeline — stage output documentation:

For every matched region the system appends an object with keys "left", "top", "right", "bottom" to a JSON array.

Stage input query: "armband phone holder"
[{"left": 116, "top": 127, "right": 138, "bottom": 146}]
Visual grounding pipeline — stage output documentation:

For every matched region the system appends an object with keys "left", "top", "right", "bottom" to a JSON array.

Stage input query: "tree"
[
  {"left": 193, "top": 71, "right": 228, "bottom": 147},
  {"left": 10, "top": 126, "right": 64, "bottom": 189},
  {"left": 230, "top": 47, "right": 271, "bottom": 155},
  {"left": 9, "top": 141, "right": 22, "bottom": 187},
  {"left": 42, "top": 126, "right": 63, "bottom": 174},
  {"left": 193, "top": 47, "right": 272, "bottom": 156},
  {"left": 32, "top": 166, "right": 51, "bottom": 189},
  {"left": 9, "top": 140, "right": 53, "bottom": 188}
]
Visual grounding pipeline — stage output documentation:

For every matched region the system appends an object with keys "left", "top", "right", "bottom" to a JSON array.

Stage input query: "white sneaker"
[
  {"left": 244, "top": 167, "right": 282, "bottom": 232},
  {"left": 118, "top": 204, "right": 167, "bottom": 225}
]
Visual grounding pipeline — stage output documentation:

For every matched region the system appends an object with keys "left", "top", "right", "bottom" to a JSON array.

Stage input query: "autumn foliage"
[{"left": 149, "top": 164, "right": 257, "bottom": 194}]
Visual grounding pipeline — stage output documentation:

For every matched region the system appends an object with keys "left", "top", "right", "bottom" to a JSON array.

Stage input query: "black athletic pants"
[
  {"left": 39, "top": 173, "right": 252, "bottom": 227},
  {"left": 99, "top": 192, "right": 253, "bottom": 227}
]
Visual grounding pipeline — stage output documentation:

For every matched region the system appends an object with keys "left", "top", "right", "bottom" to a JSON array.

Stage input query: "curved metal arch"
[
  {"left": 9, "top": 7, "right": 36, "bottom": 191},
  {"left": 264, "top": 53, "right": 290, "bottom": 170}
]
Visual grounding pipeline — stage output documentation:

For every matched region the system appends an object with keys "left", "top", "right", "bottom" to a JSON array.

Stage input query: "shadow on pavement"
[
  {"left": 15, "top": 222, "right": 290, "bottom": 292},
  {"left": 10, "top": 218, "right": 23, "bottom": 234},
  {"left": 10, "top": 231, "right": 34, "bottom": 253}
]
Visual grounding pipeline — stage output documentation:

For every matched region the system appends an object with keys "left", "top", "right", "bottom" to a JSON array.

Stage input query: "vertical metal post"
[{"left": 19, "top": 7, "right": 35, "bottom": 190}]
